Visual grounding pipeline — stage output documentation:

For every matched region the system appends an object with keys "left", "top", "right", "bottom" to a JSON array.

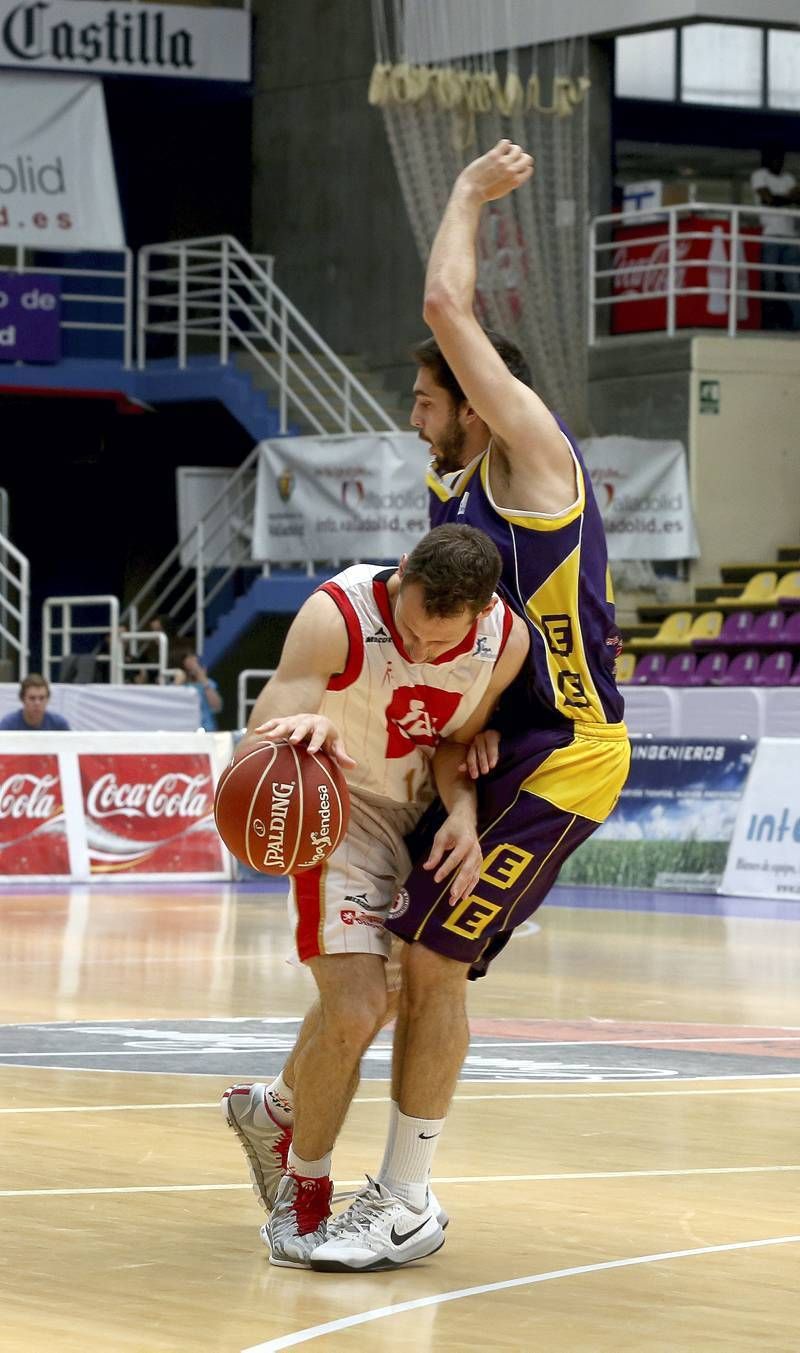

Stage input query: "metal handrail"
[
  {"left": 0, "top": 528, "right": 29, "bottom": 680},
  {"left": 589, "top": 200, "right": 800, "bottom": 342},
  {"left": 237, "top": 668, "right": 275, "bottom": 730},
  {"left": 43, "top": 594, "right": 120, "bottom": 684},
  {"left": 119, "top": 630, "right": 170, "bottom": 685}
]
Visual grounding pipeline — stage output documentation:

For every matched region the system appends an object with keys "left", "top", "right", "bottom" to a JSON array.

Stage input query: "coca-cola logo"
[
  {"left": 86, "top": 771, "right": 210, "bottom": 821},
  {"left": 0, "top": 772, "right": 60, "bottom": 820},
  {"left": 612, "top": 240, "right": 692, "bottom": 296}
]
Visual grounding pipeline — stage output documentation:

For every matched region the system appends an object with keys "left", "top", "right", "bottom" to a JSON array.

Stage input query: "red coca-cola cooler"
[{"left": 610, "top": 216, "right": 762, "bottom": 334}]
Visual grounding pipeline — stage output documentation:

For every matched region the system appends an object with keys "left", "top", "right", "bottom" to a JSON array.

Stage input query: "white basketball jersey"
[{"left": 317, "top": 565, "right": 512, "bottom": 813}]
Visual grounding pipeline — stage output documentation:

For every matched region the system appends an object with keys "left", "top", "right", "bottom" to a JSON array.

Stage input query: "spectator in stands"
[
  {"left": 0, "top": 674, "right": 70, "bottom": 730},
  {"left": 751, "top": 147, "right": 800, "bottom": 330},
  {"left": 170, "top": 638, "right": 222, "bottom": 731}
]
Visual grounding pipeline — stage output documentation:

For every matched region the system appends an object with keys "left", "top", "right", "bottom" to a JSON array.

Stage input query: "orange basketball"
[{"left": 214, "top": 740, "right": 350, "bottom": 875}]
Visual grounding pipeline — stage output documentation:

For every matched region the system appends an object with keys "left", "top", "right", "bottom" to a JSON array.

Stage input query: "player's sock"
[
  {"left": 379, "top": 1109, "right": 445, "bottom": 1210},
  {"left": 264, "top": 1070, "right": 294, "bottom": 1127},
  {"left": 287, "top": 1146, "right": 332, "bottom": 1180},
  {"left": 376, "top": 1099, "right": 399, "bottom": 1182}
]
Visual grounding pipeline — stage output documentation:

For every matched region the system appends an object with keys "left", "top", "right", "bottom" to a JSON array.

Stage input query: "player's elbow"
[{"left": 423, "top": 285, "right": 463, "bottom": 329}]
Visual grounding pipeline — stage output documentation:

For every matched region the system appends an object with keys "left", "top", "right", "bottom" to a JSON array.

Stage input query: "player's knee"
[
  {"left": 321, "top": 982, "right": 387, "bottom": 1052},
  {"left": 403, "top": 941, "right": 468, "bottom": 1014}
]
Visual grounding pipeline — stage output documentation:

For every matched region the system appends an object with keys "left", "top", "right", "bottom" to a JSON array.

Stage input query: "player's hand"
[
  {"left": 459, "top": 728, "right": 501, "bottom": 780},
  {"left": 252, "top": 714, "right": 357, "bottom": 769},
  {"left": 458, "top": 140, "right": 534, "bottom": 204},
  {"left": 423, "top": 808, "right": 482, "bottom": 903}
]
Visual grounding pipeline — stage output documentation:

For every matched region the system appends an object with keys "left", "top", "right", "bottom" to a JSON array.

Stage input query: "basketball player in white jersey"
[{"left": 222, "top": 524, "right": 529, "bottom": 1268}]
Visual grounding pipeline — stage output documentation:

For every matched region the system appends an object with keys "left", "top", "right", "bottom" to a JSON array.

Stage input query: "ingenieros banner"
[
  {"left": 720, "top": 738, "right": 800, "bottom": 901},
  {"left": 582, "top": 435, "right": 699, "bottom": 561},
  {"left": 0, "top": 734, "right": 232, "bottom": 881},
  {"left": 0, "top": 73, "right": 124, "bottom": 249},
  {"left": 558, "top": 738, "right": 754, "bottom": 893},
  {"left": 252, "top": 433, "right": 429, "bottom": 563}
]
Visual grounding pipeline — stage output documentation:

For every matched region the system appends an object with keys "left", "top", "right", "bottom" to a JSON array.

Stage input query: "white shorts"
[{"left": 287, "top": 794, "right": 420, "bottom": 964}]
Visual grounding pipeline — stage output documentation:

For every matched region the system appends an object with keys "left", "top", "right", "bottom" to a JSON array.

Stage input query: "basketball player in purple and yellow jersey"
[{"left": 311, "top": 141, "right": 631, "bottom": 1271}]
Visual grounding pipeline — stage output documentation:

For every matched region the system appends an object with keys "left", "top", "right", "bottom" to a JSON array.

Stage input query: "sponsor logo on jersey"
[
  {"left": 389, "top": 887, "right": 411, "bottom": 919},
  {"left": 384, "top": 686, "right": 461, "bottom": 758},
  {"left": 340, "top": 908, "right": 384, "bottom": 929},
  {"left": 366, "top": 626, "right": 392, "bottom": 644},
  {"left": 472, "top": 634, "right": 495, "bottom": 658}
]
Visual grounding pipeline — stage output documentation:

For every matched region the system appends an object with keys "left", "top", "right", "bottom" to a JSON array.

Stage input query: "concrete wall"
[
  {"left": 589, "top": 337, "right": 692, "bottom": 442},
  {"left": 689, "top": 337, "right": 800, "bottom": 585},
  {"left": 250, "top": 0, "right": 424, "bottom": 373}
]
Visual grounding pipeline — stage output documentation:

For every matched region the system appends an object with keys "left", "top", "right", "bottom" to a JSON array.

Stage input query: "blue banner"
[
  {"left": 558, "top": 738, "right": 754, "bottom": 892},
  {"left": 0, "top": 272, "right": 61, "bottom": 362}
]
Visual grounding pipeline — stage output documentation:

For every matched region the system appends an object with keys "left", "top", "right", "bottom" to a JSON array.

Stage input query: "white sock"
[
  {"left": 379, "top": 1109, "right": 445, "bottom": 1211},
  {"left": 376, "top": 1100, "right": 399, "bottom": 1182},
  {"left": 264, "top": 1071, "right": 294, "bottom": 1127},
  {"left": 287, "top": 1146, "right": 332, "bottom": 1180}
]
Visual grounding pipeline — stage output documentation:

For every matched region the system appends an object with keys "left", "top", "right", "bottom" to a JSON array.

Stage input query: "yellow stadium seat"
[
  {"left": 772, "top": 570, "right": 800, "bottom": 602},
  {"left": 688, "top": 610, "right": 723, "bottom": 642},
  {"left": 628, "top": 611, "right": 693, "bottom": 650},
  {"left": 615, "top": 652, "right": 637, "bottom": 683},
  {"left": 735, "top": 571, "right": 778, "bottom": 604}
]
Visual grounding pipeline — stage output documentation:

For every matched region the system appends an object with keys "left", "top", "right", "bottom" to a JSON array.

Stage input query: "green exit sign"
[{"left": 699, "top": 379, "right": 720, "bottom": 414}]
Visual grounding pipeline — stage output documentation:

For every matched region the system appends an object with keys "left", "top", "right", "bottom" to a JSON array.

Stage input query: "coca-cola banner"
[
  {"left": 0, "top": 734, "right": 232, "bottom": 881},
  {"left": 0, "top": 753, "right": 70, "bottom": 875},
  {"left": 80, "top": 753, "right": 225, "bottom": 877},
  {"left": 611, "top": 216, "right": 762, "bottom": 335},
  {"left": 582, "top": 436, "right": 699, "bottom": 561}
]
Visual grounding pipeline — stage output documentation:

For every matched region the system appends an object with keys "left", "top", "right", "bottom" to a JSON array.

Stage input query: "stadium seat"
[
  {"left": 707, "top": 610, "right": 754, "bottom": 647},
  {"left": 790, "top": 659, "right": 800, "bottom": 686},
  {"left": 753, "top": 651, "right": 794, "bottom": 685},
  {"left": 59, "top": 654, "right": 98, "bottom": 683},
  {"left": 628, "top": 611, "right": 693, "bottom": 650},
  {"left": 750, "top": 610, "right": 785, "bottom": 644},
  {"left": 772, "top": 569, "right": 800, "bottom": 603},
  {"left": 687, "top": 610, "right": 723, "bottom": 643},
  {"left": 782, "top": 611, "right": 800, "bottom": 644},
  {"left": 724, "top": 571, "right": 777, "bottom": 605},
  {"left": 663, "top": 653, "right": 697, "bottom": 685},
  {"left": 615, "top": 652, "right": 637, "bottom": 683},
  {"left": 717, "top": 651, "right": 761, "bottom": 685},
  {"left": 692, "top": 652, "right": 729, "bottom": 685},
  {"left": 632, "top": 652, "right": 667, "bottom": 684}
]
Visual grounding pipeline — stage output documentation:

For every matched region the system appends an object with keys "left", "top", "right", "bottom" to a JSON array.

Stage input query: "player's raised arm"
[
  {"left": 240, "top": 591, "right": 356, "bottom": 768},
  {"left": 423, "top": 140, "right": 575, "bottom": 511}
]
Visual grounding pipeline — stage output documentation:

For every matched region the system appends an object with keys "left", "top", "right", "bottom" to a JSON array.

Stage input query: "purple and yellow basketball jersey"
[{"left": 426, "top": 422, "right": 624, "bottom": 730}]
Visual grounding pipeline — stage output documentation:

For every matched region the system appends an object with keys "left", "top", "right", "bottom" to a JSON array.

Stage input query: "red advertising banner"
[
  {"left": 79, "top": 753, "right": 225, "bottom": 876},
  {"left": 0, "top": 754, "right": 70, "bottom": 874},
  {"left": 611, "top": 216, "right": 762, "bottom": 334}
]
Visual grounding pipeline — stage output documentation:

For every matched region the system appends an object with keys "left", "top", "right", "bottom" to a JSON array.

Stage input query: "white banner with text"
[
  {"left": 582, "top": 436, "right": 699, "bottom": 560},
  {"left": 0, "top": 73, "right": 123, "bottom": 248},
  {"left": 720, "top": 738, "right": 800, "bottom": 901},
  {"left": 0, "top": 0, "right": 249, "bottom": 81},
  {"left": 252, "top": 433, "right": 429, "bottom": 563}
]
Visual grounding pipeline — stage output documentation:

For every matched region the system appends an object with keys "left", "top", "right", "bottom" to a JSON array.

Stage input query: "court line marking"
[
  {"left": 240, "top": 1234, "right": 800, "bottom": 1353},
  {"left": 2, "top": 1163, "right": 799, "bottom": 1199}
]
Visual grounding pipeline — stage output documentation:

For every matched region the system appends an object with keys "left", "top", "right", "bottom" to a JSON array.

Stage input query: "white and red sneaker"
[
  {"left": 221, "top": 1082, "right": 292, "bottom": 1213},
  {"left": 263, "top": 1172, "right": 333, "bottom": 1268}
]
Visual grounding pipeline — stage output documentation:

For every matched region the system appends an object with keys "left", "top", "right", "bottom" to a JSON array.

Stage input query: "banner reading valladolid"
[
  {"left": 582, "top": 436, "right": 699, "bottom": 561},
  {"left": 252, "top": 433, "right": 428, "bottom": 563},
  {"left": 721, "top": 738, "right": 800, "bottom": 901},
  {"left": 558, "top": 739, "right": 754, "bottom": 892},
  {"left": 0, "top": 74, "right": 123, "bottom": 249}
]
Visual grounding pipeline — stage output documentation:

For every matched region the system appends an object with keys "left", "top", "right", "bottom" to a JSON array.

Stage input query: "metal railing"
[
  {"left": 119, "top": 630, "right": 171, "bottom": 685},
  {"left": 137, "top": 235, "right": 397, "bottom": 434},
  {"left": 1, "top": 246, "right": 134, "bottom": 366},
  {"left": 589, "top": 202, "right": 800, "bottom": 343},
  {"left": 0, "top": 528, "right": 29, "bottom": 680},
  {"left": 43, "top": 595, "right": 120, "bottom": 685},
  {"left": 237, "top": 668, "right": 275, "bottom": 730}
]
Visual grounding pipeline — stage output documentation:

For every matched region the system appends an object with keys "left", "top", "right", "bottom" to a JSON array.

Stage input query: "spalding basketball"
[{"left": 214, "top": 739, "right": 349, "bottom": 875}]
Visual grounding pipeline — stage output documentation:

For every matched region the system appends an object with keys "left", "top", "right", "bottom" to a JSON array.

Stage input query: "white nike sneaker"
[
  {"left": 263, "top": 1172, "right": 333, "bottom": 1269},
  {"left": 221, "top": 1082, "right": 292, "bottom": 1213},
  {"left": 309, "top": 1176, "right": 444, "bottom": 1272},
  {"left": 428, "top": 1187, "right": 449, "bottom": 1230}
]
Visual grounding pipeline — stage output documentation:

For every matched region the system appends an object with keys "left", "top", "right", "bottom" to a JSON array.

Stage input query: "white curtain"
[{"left": 370, "top": 4, "right": 591, "bottom": 433}]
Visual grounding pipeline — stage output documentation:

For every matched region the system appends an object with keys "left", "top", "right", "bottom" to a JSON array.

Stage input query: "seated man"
[
  {"left": 0, "top": 674, "right": 70, "bottom": 730},
  {"left": 221, "top": 523, "right": 529, "bottom": 1267}
]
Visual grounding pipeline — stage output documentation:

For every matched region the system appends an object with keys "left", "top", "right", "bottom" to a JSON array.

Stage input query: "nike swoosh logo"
[
  {"left": 390, "top": 1218, "right": 431, "bottom": 1246},
  {"left": 418, "top": 1132, "right": 439, "bottom": 1140}
]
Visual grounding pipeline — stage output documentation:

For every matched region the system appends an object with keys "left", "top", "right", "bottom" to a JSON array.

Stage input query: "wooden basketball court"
[{"left": 1, "top": 882, "right": 797, "bottom": 1351}]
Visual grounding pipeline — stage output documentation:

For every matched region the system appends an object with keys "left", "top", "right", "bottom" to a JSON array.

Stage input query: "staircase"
[{"left": 233, "top": 351, "right": 409, "bottom": 436}]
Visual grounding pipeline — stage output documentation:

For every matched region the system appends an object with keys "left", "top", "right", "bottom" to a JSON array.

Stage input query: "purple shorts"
[{"left": 386, "top": 720, "right": 630, "bottom": 979}]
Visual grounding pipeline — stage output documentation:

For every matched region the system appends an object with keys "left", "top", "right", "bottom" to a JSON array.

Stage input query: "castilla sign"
[{"left": 0, "top": 0, "right": 250, "bottom": 81}]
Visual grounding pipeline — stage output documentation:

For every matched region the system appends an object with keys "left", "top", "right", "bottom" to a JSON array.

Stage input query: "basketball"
[{"left": 214, "top": 739, "right": 350, "bottom": 875}]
